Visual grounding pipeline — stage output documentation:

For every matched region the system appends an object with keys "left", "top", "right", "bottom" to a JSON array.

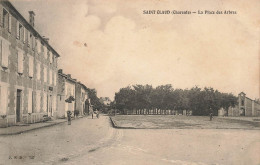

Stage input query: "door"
[
  {"left": 16, "top": 90, "right": 22, "bottom": 122},
  {"left": 48, "top": 95, "right": 53, "bottom": 117}
]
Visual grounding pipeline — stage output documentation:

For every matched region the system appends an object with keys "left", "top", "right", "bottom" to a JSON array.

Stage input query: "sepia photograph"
[{"left": 0, "top": 0, "right": 259, "bottom": 164}]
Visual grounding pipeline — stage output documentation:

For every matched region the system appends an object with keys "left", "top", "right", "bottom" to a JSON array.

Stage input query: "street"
[{"left": 0, "top": 115, "right": 260, "bottom": 165}]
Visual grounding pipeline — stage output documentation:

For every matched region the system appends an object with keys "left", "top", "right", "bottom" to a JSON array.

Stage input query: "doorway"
[{"left": 16, "top": 89, "right": 22, "bottom": 122}]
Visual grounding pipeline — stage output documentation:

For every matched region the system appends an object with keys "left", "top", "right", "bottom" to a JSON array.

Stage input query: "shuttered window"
[
  {"left": 17, "top": 48, "right": 24, "bottom": 74},
  {"left": 8, "top": 14, "right": 11, "bottom": 32},
  {"left": 37, "top": 62, "right": 41, "bottom": 80},
  {"left": 53, "top": 72, "right": 56, "bottom": 86},
  {"left": 28, "top": 56, "right": 34, "bottom": 78},
  {"left": 36, "top": 92, "right": 41, "bottom": 112},
  {"left": 49, "top": 70, "right": 52, "bottom": 85},
  {"left": 0, "top": 38, "right": 10, "bottom": 68},
  {"left": 43, "top": 92, "right": 47, "bottom": 112},
  {"left": 43, "top": 46, "right": 47, "bottom": 59},
  {"left": 44, "top": 66, "right": 47, "bottom": 82},
  {"left": 23, "top": 28, "right": 26, "bottom": 43},
  {"left": 36, "top": 39, "right": 41, "bottom": 53}
]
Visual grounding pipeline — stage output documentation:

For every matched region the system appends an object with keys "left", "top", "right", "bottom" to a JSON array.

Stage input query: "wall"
[{"left": 0, "top": 2, "right": 59, "bottom": 127}]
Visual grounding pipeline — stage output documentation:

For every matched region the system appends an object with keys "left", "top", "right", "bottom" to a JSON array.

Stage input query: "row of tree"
[{"left": 114, "top": 84, "right": 237, "bottom": 116}]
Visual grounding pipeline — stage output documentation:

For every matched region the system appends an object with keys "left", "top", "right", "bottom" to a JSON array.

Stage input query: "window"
[
  {"left": 49, "top": 51, "right": 53, "bottom": 64},
  {"left": 0, "top": 85, "right": 9, "bottom": 115},
  {"left": 28, "top": 90, "right": 33, "bottom": 113},
  {"left": 8, "top": 14, "right": 11, "bottom": 32},
  {"left": 37, "top": 62, "right": 41, "bottom": 80},
  {"left": 36, "top": 39, "right": 41, "bottom": 53},
  {"left": 36, "top": 92, "right": 41, "bottom": 112},
  {"left": 28, "top": 56, "right": 34, "bottom": 78},
  {"left": 2, "top": 9, "right": 8, "bottom": 28},
  {"left": 43, "top": 92, "right": 47, "bottom": 112},
  {"left": 49, "top": 70, "right": 52, "bottom": 85},
  {"left": 31, "top": 35, "right": 35, "bottom": 50},
  {"left": 44, "top": 66, "right": 47, "bottom": 82},
  {"left": 0, "top": 38, "right": 10, "bottom": 69},
  {"left": 17, "top": 48, "right": 24, "bottom": 74},
  {"left": 241, "top": 100, "right": 244, "bottom": 106},
  {"left": 53, "top": 72, "right": 56, "bottom": 86},
  {"left": 43, "top": 46, "right": 47, "bottom": 59},
  {"left": 23, "top": 28, "right": 26, "bottom": 43},
  {"left": 16, "top": 22, "right": 22, "bottom": 40},
  {"left": 27, "top": 32, "right": 31, "bottom": 47}
]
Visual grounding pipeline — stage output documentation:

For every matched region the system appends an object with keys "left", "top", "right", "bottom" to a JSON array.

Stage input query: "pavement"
[
  {"left": 0, "top": 118, "right": 68, "bottom": 136},
  {"left": 0, "top": 115, "right": 259, "bottom": 165}
]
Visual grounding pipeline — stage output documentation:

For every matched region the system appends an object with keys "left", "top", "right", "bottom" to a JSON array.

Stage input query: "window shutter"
[
  {"left": 1, "top": 39, "right": 9, "bottom": 68},
  {"left": 0, "top": 10, "right": 2, "bottom": 27},
  {"left": 49, "top": 70, "right": 52, "bottom": 85},
  {"left": 43, "top": 92, "right": 47, "bottom": 112},
  {"left": 44, "top": 46, "right": 47, "bottom": 59},
  {"left": 28, "top": 90, "right": 32, "bottom": 113},
  {"left": 23, "top": 28, "right": 26, "bottom": 43},
  {"left": 37, "top": 62, "right": 40, "bottom": 80},
  {"left": 49, "top": 51, "right": 53, "bottom": 63},
  {"left": 17, "top": 49, "right": 23, "bottom": 74},
  {"left": 29, "top": 56, "right": 34, "bottom": 77},
  {"left": 44, "top": 66, "right": 47, "bottom": 82},
  {"left": 16, "top": 21, "right": 19, "bottom": 39},
  {"left": 8, "top": 14, "right": 11, "bottom": 32},
  {"left": 54, "top": 72, "right": 56, "bottom": 86},
  {"left": 27, "top": 32, "right": 30, "bottom": 47}
]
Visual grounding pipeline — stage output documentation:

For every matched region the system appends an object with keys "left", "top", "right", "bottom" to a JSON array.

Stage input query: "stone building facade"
[
  {"left": 218, "top": 92, "right": 260, "bottom": 117},
  {"left": 0, "top": 1, "right": 59, "bottom": 127},
  {"left": 75, "top": 82, "right": 89, "bottom": 116},
  {"left": 57, "top": 69, "right": 76, "bottom": 118}
]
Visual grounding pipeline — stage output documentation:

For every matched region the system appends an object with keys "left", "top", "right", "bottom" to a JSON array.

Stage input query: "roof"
[
  {"left": 58, "top": 72, "right": 77, "bottom": 83},
  {"left": 1, "top": 0, "right": 60, "bottom": 57}
]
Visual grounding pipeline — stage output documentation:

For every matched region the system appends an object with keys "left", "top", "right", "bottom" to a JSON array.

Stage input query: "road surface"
[{"left": 0, "top": 115, "right": 259, "bottom": 165}]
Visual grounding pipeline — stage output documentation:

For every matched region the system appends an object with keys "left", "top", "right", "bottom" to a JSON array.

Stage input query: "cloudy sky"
[{"left": 12, "top": 0, "right": 259, "bottom": 100}]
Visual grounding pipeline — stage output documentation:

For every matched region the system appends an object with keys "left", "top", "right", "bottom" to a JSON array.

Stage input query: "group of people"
[{"left": 67, "top": 109, "right": 100, "bottom": 125}]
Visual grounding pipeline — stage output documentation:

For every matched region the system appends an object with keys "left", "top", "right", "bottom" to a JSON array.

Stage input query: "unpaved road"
[{"left": 0, "top": 115, "right": 259, "bottom": 165}]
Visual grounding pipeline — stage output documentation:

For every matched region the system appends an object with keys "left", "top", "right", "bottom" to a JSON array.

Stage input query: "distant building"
[
  {"left": 0, "top": 1, "right": 60, "bottom": 127},
  {"left": 100, "top": 97, "right": 111, "bottom": 106},
  {"left": 57, "top": 69, "right": 76, "bottom": 118},
  {"left": 75, "top": 82, "right": 89, "bottom": 116},
  {"left": 218, "top": 92, "right": 260, "bottom": 117}
]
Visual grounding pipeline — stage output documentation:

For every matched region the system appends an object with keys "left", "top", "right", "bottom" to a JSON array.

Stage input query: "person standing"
[
  {"left": 67, "top": 111, "right": 72, "bottom": 125},
  {"left": 96, "top": 110, "right": 99, "bottom": 119},
  {"left": 209, "top": 112, "right": 213, "bottom": 121}
]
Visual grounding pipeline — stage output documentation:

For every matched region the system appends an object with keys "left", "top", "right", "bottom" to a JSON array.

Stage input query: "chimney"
[
  {"left": 67, "top": 74, "right": 71, "bottom": 78},
  {"left": 28, "top": 11, "right": 35, "bottom": 27},
  {"left": 58, "top": 69, "right": 63, "bottom": 74}
]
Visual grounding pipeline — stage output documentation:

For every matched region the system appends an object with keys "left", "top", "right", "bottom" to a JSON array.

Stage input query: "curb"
[
  {"left": 0, "top": 120, "right": 67, "bottom": 136},
  {"left": 109, "top": 117, "right": 137, "bottom": 129},
  {"left": 109, "top": 117, "right": 260, "bottom": 130}
]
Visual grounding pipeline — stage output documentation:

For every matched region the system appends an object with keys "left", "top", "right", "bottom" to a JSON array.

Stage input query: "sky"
[{"left": 12, "top": 0, "right": 260, "bottom": 100}]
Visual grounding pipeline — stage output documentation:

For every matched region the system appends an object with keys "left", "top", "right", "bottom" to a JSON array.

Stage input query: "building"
[
  {"left": 0, "top": 1, "right": 60, "bottom": 127},
  {"left": 218, "top": 92, "right": 260, "bottom": 117},
  {"left": 57, "top": 69, "right": 76, "bottom": 118},
  {"left": 75, "top": 82, "right": 89, "bottom": 116}
]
